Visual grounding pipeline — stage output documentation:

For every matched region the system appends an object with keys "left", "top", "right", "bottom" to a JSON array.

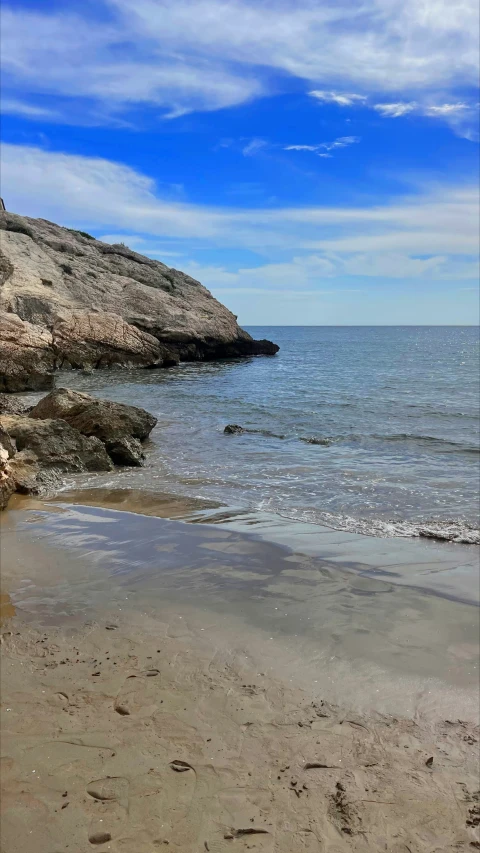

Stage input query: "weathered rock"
[
  {"left": 0, "top": 415, "right": 113, "bottom": 473},
  {"left": 106, "top": 436, "right": 145, "bottom": 467},
  {"left": 52, "top": 310, "right": 176, "bottom": 369},
  {"left": 7, "top": 449, "right": 43, "bottom": 494},
  {"left": 30, "top": 389, "right": 157, "bottom": 442},
  {"left": 0, "top": 311, "right": 55, "bottom": 392},
  {"left": 29, "top": 387, "right": 94, "bottom": 420},
  {"left": 0, "top": 393, "right": 32, "bottom": 415},
  {"left": 0, "top": 210, "right": 278, "bottom": 387},
  {"left": 0, "top": 427, "right": 16, "bottom": 509}
]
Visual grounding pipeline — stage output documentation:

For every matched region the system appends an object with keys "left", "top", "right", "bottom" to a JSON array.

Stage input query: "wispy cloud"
[
  {"left": 242, "top": 138, "right": 267, "bottom": 157},
  {"left": 285, "top": 136, "right": 360, "bottom": 158},
  {"left": 374, "top": 102, "right": 417, "bottom": 118},
  {"left": 1, "top": 143, "right": 478, "bottom": 275},
  {"left": 1, "top": 0, "right": 478, "bottom": 120},
  {"left": 424, "top": 103, "right": 468, "bottom": 116},
  {"left": 309, "top": 90, "right": 367, "bottom": 106},
  {"left": 373, "top": 100, "right": 478, "bottom": 139},
  {"left": 1, "top": 98, "right": 59, "bottom": 119}
]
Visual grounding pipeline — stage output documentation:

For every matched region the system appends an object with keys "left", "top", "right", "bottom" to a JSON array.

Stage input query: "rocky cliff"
[{"left": 0, "top": 211, "right": 278, "bottom": 391}]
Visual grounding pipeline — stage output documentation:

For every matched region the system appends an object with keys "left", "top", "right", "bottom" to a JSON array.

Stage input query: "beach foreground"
[
  {"left": 1, "top": 496, "right": 479, "bottom": 851},
  {"left": 1, "top": 604, "right": 479, "bottom": 852}
]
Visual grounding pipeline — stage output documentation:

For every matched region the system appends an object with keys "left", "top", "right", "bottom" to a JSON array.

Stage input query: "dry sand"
[{"left": 1, "top": 601, "right": 479, "bottom": 853}]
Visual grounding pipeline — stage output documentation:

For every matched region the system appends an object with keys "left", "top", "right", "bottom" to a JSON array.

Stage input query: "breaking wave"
[{"left": 274, "top": 508, "right": 480, "bottom": 545}]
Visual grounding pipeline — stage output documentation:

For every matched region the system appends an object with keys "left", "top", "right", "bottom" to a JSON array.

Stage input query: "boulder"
[
  {"left": 65, "top": 401, "right": 157, "bottom": 443},
  {"left": 0, "top": 415, "right": 113, "bottom": 473},
  {"left": 30, "top": 389, "right": 157, "bottom": 442},
  {"left": 0, "top": 311, "right": 55, "bottom": 392},
  {"left": 29, "top": 387, "right": 94, "bottom": 420}
]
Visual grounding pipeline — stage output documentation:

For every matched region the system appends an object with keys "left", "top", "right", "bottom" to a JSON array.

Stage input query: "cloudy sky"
[{"left": 1, "top": 0, "right": 479, "bottom": 324}]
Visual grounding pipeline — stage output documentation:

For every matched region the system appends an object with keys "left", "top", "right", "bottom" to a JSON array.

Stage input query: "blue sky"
[{"left": 1, "top": 0, "right": 479, "bottom": 325}]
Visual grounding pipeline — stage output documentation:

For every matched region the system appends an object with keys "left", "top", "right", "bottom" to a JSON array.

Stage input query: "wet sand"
[{"left": 1, "top": 493, "right": 479, "bottom": 851}]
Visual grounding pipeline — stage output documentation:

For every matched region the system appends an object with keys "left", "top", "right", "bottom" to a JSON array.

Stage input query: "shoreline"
[{"left": 2, "top": 493, "right": 479, "bottom": 714}]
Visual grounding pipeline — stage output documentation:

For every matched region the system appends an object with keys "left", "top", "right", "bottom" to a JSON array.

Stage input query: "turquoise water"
[{"left": 56, "top": 326, "right": 479, "bottom": 542}]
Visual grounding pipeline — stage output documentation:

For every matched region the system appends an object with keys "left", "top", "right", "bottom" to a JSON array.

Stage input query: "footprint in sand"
[
  {"left": 87, "top": 776, "right": 129, "bottom": 805},
  {"left": 87, "top": 778, "right": 129, "bottom": 846},
  {"left": 114, "top": 671, "right": 161, "bottom": 717}
]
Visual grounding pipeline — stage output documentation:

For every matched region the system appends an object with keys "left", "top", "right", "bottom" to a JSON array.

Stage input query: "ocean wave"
[{"left": 274, "top": 508, "right": 480, "bottom": 545}]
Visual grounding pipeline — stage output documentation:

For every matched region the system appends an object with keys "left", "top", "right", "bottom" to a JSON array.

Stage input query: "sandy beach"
[
  {"left": 1, "top": 496, "right": 479, "bottom": 852},
  {"left": 1, "top": 603, "right": 479, "bottom": 853}
]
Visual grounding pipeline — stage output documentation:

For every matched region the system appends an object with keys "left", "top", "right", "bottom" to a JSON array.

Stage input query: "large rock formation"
[{"left": 0, "top": 211, "right": 278, "bottom": 389}]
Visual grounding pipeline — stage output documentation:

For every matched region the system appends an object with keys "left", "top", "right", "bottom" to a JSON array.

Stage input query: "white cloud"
[
  {"left": 1, "top": 143, "right": 478, "bottom": 273},
  {"left": 322, "top": 136, "right": 361, "bottom": 150},
  {"left": 285, "top": 136, "right": 360, "bottom": 157},
  {"left": 309, "top": 90, "right": 367, "bottom": 106},
  {"left": 424, "top": 103, "right": 468, "bottom": 116},
  {"left": 242, "top": 138, "right": 267, "bottom": 157},
  {"left": 1, "top": 98, "right": 59, "bottom": 119},
  {"left": 1, "top": 0, "right": 478, "bottom": 119},
  {"left": 373, "top": 99, "right": 478, "bottom": 138},
  {"left": 374, "top": 102, "right": 417, "bottom": 117},
  {"left": 184, "top": 253, "right": 479, "bottom": 295}
]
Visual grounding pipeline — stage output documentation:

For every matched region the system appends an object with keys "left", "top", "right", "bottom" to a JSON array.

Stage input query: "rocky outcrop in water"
[
  {"left": 0, "top": 415, "right": 114, "bottom": 475},
  {"left": 0, "top": 388, "right": 159, "bottom": 507},
  {"left": 0, "top": 211, "right": 278, "bottom": 390},
  {"left": 30, "top": 388, "right": 156, "bottom": 467}
]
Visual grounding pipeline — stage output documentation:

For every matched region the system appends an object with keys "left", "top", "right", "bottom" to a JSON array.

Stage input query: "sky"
[{"left": 1, "top": 0, "right": 479, "bottom": 325}]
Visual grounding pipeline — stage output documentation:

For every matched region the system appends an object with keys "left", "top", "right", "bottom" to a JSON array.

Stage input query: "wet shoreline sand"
[{"left": 1, "top": 492, "right": 479, "bottom": 851}]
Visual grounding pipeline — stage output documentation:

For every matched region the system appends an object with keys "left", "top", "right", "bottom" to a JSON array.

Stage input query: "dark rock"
[
  {"left": 0, "top": 415, "right": 113, "bottom": 473},
  {"left": 223, "top": 424, "right": 285, "bottom": 439},
  {"left": 106, "top": 436, "right": 145, "bottom": 467}
]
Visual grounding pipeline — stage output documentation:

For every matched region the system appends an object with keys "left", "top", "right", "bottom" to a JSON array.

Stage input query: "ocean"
[{"left": 54, "top": 325, "right": 479, "bottom": 543}]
